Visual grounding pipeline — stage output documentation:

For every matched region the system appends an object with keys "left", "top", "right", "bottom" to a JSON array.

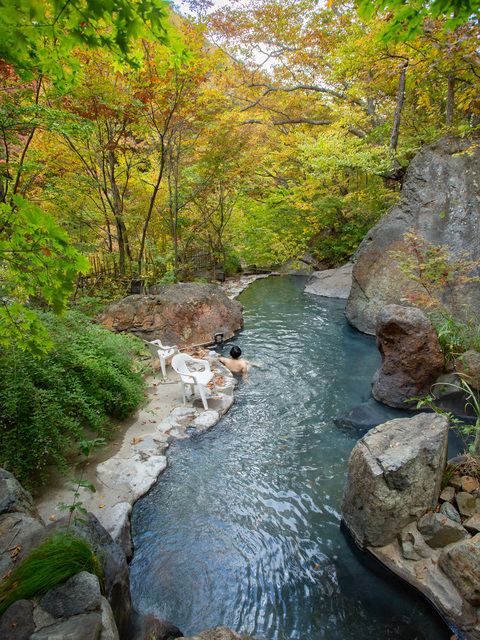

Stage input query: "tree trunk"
[
  {"left": 137, "top": 139, "right": 166, "bottom": 275},
  {"left": 446, "top": 72, "right": 455, "bottom": 127},
  {"left": 107, "top": 148, "right": 131, "bottom": 277},
  {"left": 389, "top": 61, "right": 408, "bottom": 152}
]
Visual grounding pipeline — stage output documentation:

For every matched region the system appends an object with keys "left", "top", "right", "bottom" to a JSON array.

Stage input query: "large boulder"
[
  {"left": 342, "top": 413, "right": 449, "bottom": 547},
  {"left": 72, "top": 514, "right": 132, "bottom": 639},
  {"left": 345, "top": 137, "right": 480, "bottom": 334},
  {"left": 97, "top": 283, "right": 243, "bottom": 346},
  {"left": 372, "top": 305, "right": 444, "bottom": 408}
]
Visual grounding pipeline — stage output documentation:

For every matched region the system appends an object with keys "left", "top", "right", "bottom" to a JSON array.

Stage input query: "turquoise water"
[{"left": 129, "top": 276, "right": 452, "bottom": 639}]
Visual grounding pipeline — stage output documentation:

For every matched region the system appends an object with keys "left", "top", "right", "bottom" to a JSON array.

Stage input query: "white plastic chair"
[
  {"left": 145, "top": 339, "right": 179, "bottom": 377},
  {"left": 171, "top": 353, "right": 216, "bottom": 410}
]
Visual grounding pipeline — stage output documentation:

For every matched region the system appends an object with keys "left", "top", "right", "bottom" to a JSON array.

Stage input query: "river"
[{"left": 129, "top": 275, "right": 451, "bottom": 640}]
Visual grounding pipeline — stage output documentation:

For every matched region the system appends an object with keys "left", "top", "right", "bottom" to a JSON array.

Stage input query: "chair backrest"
[
  {"left": 171, "top": 353, "right": 193, "bottom": 377},
  {"left": 150, "top": 338, "right": 176, "bottom": 350},
  {"left": 145, "top": 341, "right": 161, "bottom": 359}
]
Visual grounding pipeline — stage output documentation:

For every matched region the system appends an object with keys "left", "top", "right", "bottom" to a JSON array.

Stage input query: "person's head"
[{"left": 230, "top": 346, "right": 242, "bottom": 359}]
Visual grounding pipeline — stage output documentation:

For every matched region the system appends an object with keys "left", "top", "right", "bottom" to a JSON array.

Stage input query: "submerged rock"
[
  {"left": 181, "top": 627, "right": 253, "bottom": 640},
  {"left": 342, "top": 413, "right": 449, "bottom": 547},
  {"left": 333, "top": 402, "right": 389, "bottom": 435}
]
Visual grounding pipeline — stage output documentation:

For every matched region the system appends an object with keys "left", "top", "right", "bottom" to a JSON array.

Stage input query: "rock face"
[
  {"left": 372, "top": 305, "right": 445, "bottom": 408},
  {"left": 345, "top": 137, "right": 480, "bottom": 335},
  {"left": 97, "top": 283, "right": 243, "bottom": 346},
  {"left": 342, "top": 413, "right": 449, "bottom": 547}
]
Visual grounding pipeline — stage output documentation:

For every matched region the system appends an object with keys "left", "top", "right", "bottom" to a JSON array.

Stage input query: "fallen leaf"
[
  {"left": 99, "top": 504, "right": 105, "bottom": 508},
  {"left": 11, "top": 622, "right": 17, "bottom": 627},
  {"left": 132, "top": 437, "right": 143, "bottom": 445},
  {"left": 165, "top": 429, "right": 171, "bottom": 434},
  {"left": 130, "top": 470, "right": 135, "bottom": 474},
  {"left": 314, "top": 564, "right": 319, "bottom": 570},
  {"left": 10, "top": 546, "right": 21, "bottom": 559},
  {"left": 49, "top": 516, "right": 55, "bottom": 521}
]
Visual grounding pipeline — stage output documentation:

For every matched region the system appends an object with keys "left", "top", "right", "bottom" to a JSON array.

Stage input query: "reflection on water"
[{"left": 129, "top": 276, "right": 452, "bottom": 639}]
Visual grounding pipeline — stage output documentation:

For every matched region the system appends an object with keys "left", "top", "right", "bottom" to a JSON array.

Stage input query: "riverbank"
[{"left": 34, "top": 274, "right": 264, "bottom": 556}]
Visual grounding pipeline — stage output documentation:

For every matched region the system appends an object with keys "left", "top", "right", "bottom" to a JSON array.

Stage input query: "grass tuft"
[{"left": 0, "top": 532, "right": 104, "bottom": 616}]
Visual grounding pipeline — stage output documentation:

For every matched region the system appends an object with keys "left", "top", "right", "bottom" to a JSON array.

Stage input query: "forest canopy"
[{"left": 0, "top": 0, "right": 479, "bottom": 353}]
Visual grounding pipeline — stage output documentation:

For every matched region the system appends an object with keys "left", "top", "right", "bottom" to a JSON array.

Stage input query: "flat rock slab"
[
  {"left": 370, "top": 541, "right": 468, "bottom": 622},
  {"left": 304, "top": 263, "right": 353, "bottom": 299}
]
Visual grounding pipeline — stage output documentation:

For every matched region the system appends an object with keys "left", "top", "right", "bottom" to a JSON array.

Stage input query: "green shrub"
[
  {"left": 0, "top": 532, "right": 104, "bottom": 615},
  {"left": 223, "top": 248, "right": 242, "bottom": 276},
  {"left": 0, "top": 310, "right": 147, "bottom": 488}
]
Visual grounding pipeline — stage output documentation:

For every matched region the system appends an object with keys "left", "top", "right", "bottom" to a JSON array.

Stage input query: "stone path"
[
  {"left": 218, "top": 273, "right": 270, "bottom": 299},
  {"left": 35, "top": 360, "right": 236, "bottom": 556}
]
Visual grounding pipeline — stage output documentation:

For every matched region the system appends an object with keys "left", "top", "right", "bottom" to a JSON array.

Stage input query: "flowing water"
[{"left": 129, "top": 276, "right": 452, "bottom": 640}]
